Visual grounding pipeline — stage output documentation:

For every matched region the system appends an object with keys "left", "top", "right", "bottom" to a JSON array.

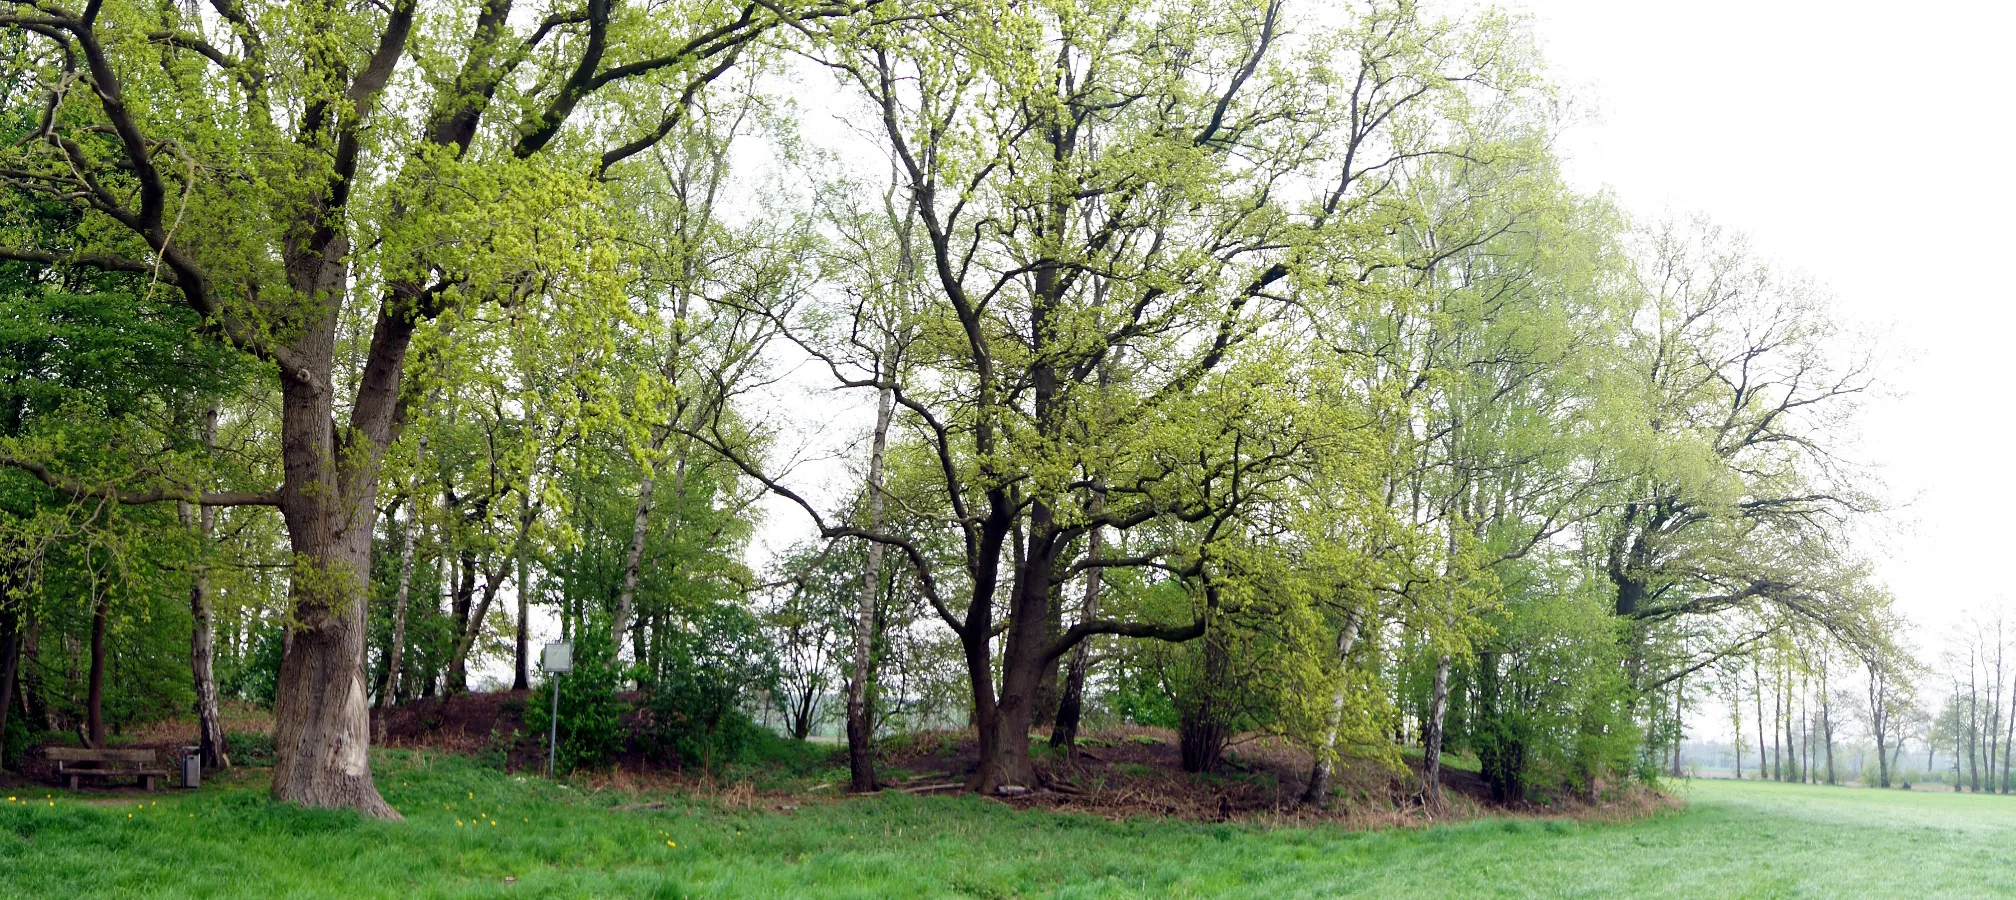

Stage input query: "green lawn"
[{"left": 5, "top": 754, "right": 2015, "bottom": 898}]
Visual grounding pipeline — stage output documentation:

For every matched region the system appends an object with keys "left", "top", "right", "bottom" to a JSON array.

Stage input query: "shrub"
[
  {"left": 524, "top": 620, "right": 628, "bottom": 774},
  {"left": 637, "top": 602, "right": 776, "bottom": 775},
  {"left": 225, "top": 730, "right": 276, "bottom": 767},
  {"left": 219, "top": 622, "right": 284, "bottom": 708}
]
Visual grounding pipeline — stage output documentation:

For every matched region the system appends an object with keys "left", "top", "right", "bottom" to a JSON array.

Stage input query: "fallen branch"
[{"left": 899, "top": 783, "right": 965, "bottom": 794}]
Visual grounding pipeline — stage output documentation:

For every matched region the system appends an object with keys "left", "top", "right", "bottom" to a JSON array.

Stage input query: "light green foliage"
[{"left": 0, "top": 0, "right": 1906, "bottom": 822}]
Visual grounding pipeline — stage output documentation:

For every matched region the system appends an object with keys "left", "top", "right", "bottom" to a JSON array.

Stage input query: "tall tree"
[{"left": 0, "top": 0, "right": 867, "bottom": 815}]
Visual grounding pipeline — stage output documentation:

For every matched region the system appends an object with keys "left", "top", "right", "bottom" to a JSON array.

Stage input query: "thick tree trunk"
[
  {"left": 269, "top": 349, "right": 397, "bottom": 817},
  {"left": 1300, "top": 611, "right": 1363, "bottom": 806},
  {"left": 1422, "top": 653, "right": 1452, "bottom": 811},
  {"left": 960, "top": 514, "right": 1012, "bottom": 793},
  {"left": 1031, "top": 583, "right": 1066, "bottom": 729},
  {"left": 973, "top": 507, "right": 1063, "bottom": 793},
  {"left": 846, "top": 371, "right": 896, "bottom": 793},
  {"left": 1050, "top": 521, "right": 1105, "bottom": 755}
]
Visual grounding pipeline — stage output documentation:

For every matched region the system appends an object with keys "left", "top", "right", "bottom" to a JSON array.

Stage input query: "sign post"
[{"left": 539, "top": 641, "right": 573, "bottom": 778}]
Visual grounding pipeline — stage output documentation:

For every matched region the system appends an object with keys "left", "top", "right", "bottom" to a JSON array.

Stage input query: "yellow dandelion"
[
  {"left": 456, "top": 820, "right": 464, "bottom": 827},
  {"left": 127, "top": 814, "right": 133, "bottom": 819},
  {"left": 490, "top": 821, "right": 497, "bottom": 827},
  {"left": 666, "top": 840, "right": 675, "bottom": 847},
  {"left": 467, "top": 792, "right": 474, "bottom": 800}
]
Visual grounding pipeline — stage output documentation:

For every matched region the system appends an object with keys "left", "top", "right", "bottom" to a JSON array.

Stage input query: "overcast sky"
[{"left": 1517, "top": 0, "right": 2015, "bottom": 652}]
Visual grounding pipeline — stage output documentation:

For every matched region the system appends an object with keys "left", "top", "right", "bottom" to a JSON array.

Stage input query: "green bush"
[
  {"left": 637, "top": 602, "right": 776, "bottom": 774},
  {"left": 525, "top": 620, "right": 628, "bottom": 774},
  {"left": 1, "top": 717, "right": 32, "bottom": 769},
  {"left": 219, "top": 622, "right": 284, "bottom": 708},
  {"left": 225, "top": 730, "right": 276, "bottom": 767}
]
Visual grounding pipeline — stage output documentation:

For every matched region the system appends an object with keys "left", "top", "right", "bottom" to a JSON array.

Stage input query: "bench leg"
[
  {"left": 142, "top": 775, "right": 156, "bottom": 792},
  {"left": 66, "top": 774, "right": 79, "bottom": 791}
]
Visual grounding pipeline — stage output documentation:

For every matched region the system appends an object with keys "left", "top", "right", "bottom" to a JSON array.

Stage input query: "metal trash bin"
[{"left": 180, "top": 748, "right": 200, "bottom": 789}]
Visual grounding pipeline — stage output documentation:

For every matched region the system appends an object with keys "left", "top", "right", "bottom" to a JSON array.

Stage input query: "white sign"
[{"left": 540, "top": 641, "right": 573, "bottom": 674}]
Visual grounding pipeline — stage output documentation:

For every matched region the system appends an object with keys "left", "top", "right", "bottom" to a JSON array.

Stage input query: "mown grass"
[{"left": 4, "top": 753, "right": 2015, "bottom": 898}]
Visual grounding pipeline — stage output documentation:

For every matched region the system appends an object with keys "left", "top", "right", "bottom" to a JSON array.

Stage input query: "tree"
[
  {"left": 695, "top": 0, "right": 1548, "bottom": 794},
  {"left": 0, "top": 0, "right": 871, "bottom": 815},
  {"left": 1599, "top": 221, "right": 1876, "bottom": 695},
  {"left": 1857, "top": 605, "right": 1918, "bottom": 788}
]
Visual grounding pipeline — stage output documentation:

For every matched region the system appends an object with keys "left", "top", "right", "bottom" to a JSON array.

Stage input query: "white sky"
[{"left": 1519, "top": 0, "right": 2016, "bottom": 647}]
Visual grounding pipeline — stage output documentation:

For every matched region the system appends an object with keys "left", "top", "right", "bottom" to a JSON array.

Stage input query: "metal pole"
[{"left": 548, "top": 672, "right": 560, "bottom": 778}]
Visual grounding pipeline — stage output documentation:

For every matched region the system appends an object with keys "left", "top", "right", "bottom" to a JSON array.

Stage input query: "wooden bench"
[{"left": 46, "top": 747, "right": 169, "bottom": 791}]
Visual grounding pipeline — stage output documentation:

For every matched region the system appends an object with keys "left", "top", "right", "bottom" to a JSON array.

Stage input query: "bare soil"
[{"left": 6, "top": 691, "right": 1668, "bottom": 827}]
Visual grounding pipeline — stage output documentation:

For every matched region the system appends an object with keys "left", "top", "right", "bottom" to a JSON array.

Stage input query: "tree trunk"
[
  {"left": 1050, "top": 520, "right": 1106, "bottom": 755},
  {"left": 1179, "top": 626, "right": 1235, "bottom": 774},
  {"left": 1670, "top": 676, "right": 1685, "bottom": 778},
  {"left": 21, "top": 614, "right": 46, "bottom": 732},
  {"left": 1992, "top": 629, "right": 2005, "bottom": 791},
  {"left": 1422, "top": 653, "right": 1452, "bottom": 811},
  {"left": 180, "top": 408, "right": 230, "bottom": 770},
  {"left": 1771, "top": 669, "right": 1782, "bottom": 781},
  {"left": 86, "top": 590, "right": 107, "bottom": 749},
  {"left": 611, "top": 427, "right": 673, "bottom": 653},
  {"left": 373, "top": 496, "right": 419, "bottom": 743},
  {"left": 269, "top": 342, "right": 398, "bottom": 818},
  {"left": 845, "top": 367, "right": 896, "bottom": 793},
  {"left": 1031, "top": 582, "right": 1066, "bottom": 729},
  {"left": 1785, "top": 670, "right": 1798, "bottom": 782},
  {"left": 512, "top": 537, "right": 530, "bottom": 692},
  {"left": 1968, "top": 658, "right": 1981, "bottom": 791},
  {"left": 0, "top": 608, "right": 17, "bottom": 769},
  {"left": 1821, "top": 697, "right": 1834, "bottom": 786},
  {"left": 1753, "top": 656, "right": 1766, "bottom": 779},
  {"left": 2003, "top": 663, "right": 2015, "bottom": 793},
  {"left": 959, "top": 512, "right": 1014, "bottom": 794},
  {"left": 975, "top": 535, "right": 1057, "bottom": 792},
  {"left": 446, "top": 559, "right": 509, "bottom": 695},
  {"left": 1869, "top": 659, "right": 1890, "bottom": 788},
  {"left": 1300, "top": 610, "right": 1363, "bottom": 807}
]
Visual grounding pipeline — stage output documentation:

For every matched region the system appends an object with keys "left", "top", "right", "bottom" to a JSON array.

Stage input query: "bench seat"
[{"left": 46, "top": 747, "right": 168, "bottom": 792}]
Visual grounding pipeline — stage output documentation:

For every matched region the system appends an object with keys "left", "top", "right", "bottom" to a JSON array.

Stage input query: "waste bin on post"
[{"left": 180, "top": 748, "right": 201, "bottom": 789}]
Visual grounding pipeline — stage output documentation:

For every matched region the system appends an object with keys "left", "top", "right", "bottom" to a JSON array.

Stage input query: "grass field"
[{"left": 5, "top": 752, "right": 2016, "bottom": 898}]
